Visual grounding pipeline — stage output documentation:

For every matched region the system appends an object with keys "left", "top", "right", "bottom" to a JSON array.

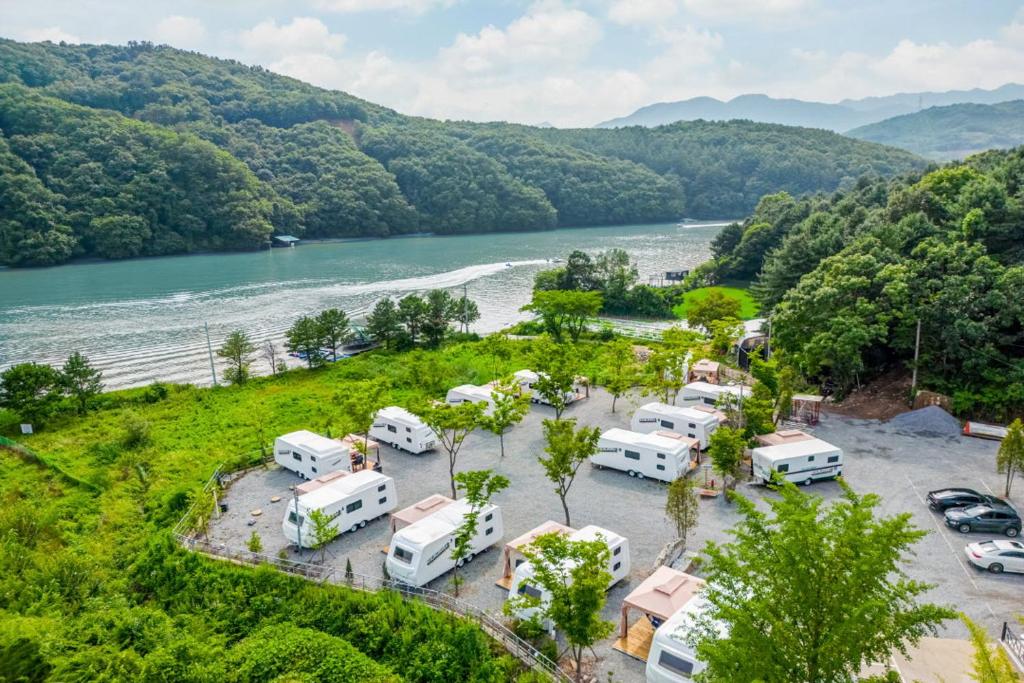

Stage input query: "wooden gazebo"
[
  {"left": 496, "top": 520, "right": 574, "bottom": 589},
  {"left": 790, "top": 394, "right": 824, "bottom": 425},
  {"left": 614, "top": 567, "right": 705, "bottom": 661}
]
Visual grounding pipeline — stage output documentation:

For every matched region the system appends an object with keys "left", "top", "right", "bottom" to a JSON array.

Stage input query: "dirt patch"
[
  {"left": 329, "top": 119, "right": 357, "bottom": 137},
  {"left": 823, "top": 368, "right": 913, "bottom": 421}
]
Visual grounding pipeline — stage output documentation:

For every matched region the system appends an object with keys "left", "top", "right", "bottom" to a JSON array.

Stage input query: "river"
[{"left": 0, "top": 221, "right": 727, "bottom": 389}]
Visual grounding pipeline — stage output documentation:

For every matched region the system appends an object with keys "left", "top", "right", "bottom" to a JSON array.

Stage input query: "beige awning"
[
  {"left": 501, "top": 520, "right": 575, "bottom": 579},
  {"left": 619, "top": 567, "right": 705, "bottom": 638}
]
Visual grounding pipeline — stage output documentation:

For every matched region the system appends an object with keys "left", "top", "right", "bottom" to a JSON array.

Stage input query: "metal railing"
[{"left": 1001, "top": 621, "right": 1024, "bottom": 671}]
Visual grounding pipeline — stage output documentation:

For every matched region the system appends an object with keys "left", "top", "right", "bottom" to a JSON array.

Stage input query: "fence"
[
  {"left": 174, "top": 464, "right": 571, "bottom": 683},
  {"left": 1001, "top": 621, "right": 1024, "bottom": 671}
]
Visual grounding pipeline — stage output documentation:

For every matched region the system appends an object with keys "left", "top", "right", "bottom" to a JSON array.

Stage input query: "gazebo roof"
[
  {"left": 507, "top": 520, "right": 575, "bottom": 552},
  {"left": 390, "top": 494, "right": 454, "bottom": 529},
  {"left": 622, "top": 566, "right": 705, "bottom": 620}
]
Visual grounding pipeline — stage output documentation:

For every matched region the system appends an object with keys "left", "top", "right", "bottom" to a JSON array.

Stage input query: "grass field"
[{"left": 673, "top": 285, "right": 760, "bottom": 320}]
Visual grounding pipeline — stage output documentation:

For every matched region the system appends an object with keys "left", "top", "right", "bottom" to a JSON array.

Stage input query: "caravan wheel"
[
  {"left": 635, "top": 472, "right": 645, "bottom": 480},
  {"left": 802, "top": 478, "right": 812, "bottom": 486},
  {"left": 349, "top": 523, "right": 359, "bottom": 533},
  {"left": 627, "top": 470, "right": 637, "bottom": 478},
  {"left": 358, "top": 520, "right": 367, "bottom": 529},
  {"left": 465, "top": 552, "right": 474, "bottom": 563},
  {"left": 456, "top": 557, "right": 465, "bottom": 568}
]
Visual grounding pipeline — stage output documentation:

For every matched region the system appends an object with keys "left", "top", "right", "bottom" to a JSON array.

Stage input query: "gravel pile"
[{"left": 887, "top": 405, "right": 962, "bottom": 437}]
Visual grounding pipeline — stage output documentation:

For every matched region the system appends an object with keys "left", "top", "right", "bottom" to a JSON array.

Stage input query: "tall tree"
[
  {"left": 366, "top": 297, "right": 403, "bottom": 350},
  {"left": 692, "top": 482, "right": 954, "bottom": 683},
  {"left": 450, "top": 469, "right": 510, "bottom": 596},
  {"left": 483, "top": 377, "right": 530, "bottom": 458},
  {"left": 521, "top": 290, "right": 603, "bottom": 342},
  {"left": 307, "top": 508, "right": 336, "bottom": 564},
  {"left": 454, "top": 295, "right": 480, "bottom": 334},
  {"left": 316, "top": 308, "right": 352, "bottom": 361},
  {"left": 686, "top": 290, "right": 743, "bottom": 333},
  {"left": 511, "top": 532, "right": 614, "bottom": 682},
  {"left": 538, "top": 418, "right": 601, "bottom": 526},
  {"left": 285, "top": 316, "right": 326, "bottom": 369},
  {"left": 996, "top": 419, "right": 1024, "bottom": 497},
  {"left": 479, "top": 332, "right": 513, "bottom": 380},
  {"left": 741, "top": 383, "right": 776, "bottom": 438},
  {"left": 422, "top": 289, "right": 457, "bottom": 348},
  {"left": 338, "top": 379, "right": 390, "bottom": 468},
  {"left": 0, "top": 363, "right": 61, "bottom": 427},
  {"left": 531, "top": 337, "right": 578, "bottom": 420},
  {"left": 707, "top": 426, "right": 745, "bottom": 492},
  {"left": 422, "top": 401, "right": 485, "bottom": 497},
  {"left": 397, "top": 294, "right": 427, "bottom": 346},
  {"left": 216, "top": 330, "right": 257, "bottom": 385},
  {"left": 59, "top": 352, "right": 103, "bottom": 414},
  {"left": 665, "top": 475, "right": 700, "bottom": 551},
  {"left": 601, "top": 337, "right": 639, "bottom": 413},
  {"left": 962, "top": 614, "right": 1020, "bottom": 683}
]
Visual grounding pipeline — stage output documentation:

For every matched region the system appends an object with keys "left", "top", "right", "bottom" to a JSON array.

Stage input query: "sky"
[{"left": 2, "top": 0, "right": 1023, "bottom": 127}]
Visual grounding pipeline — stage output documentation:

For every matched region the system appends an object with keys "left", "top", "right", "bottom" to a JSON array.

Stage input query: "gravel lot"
[{"left": 207, "top": 388, "right": 1020, "bottom": 682}]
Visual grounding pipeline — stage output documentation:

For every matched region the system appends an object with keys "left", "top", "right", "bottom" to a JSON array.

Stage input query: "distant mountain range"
[
  {"left": 596, "top": 84, "right": 1024, "bottom": 132},
  {"left": 847, "top": 100, "right": 1024, "bottom": 160}
]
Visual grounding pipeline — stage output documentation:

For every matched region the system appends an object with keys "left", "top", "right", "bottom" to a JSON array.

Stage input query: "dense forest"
[
  {"left": 0, "top": 39, "right": 925, "bottom": 266},
  {"left": 700, "top": 147, "right": 1024, "bottom": 417}
]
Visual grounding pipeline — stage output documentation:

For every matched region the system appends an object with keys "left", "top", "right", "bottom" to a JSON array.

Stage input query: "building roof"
[
  {"left": 752, "top": 437, "right": 842, "bottom": 462},
  {"left": 600, "top": 428, "right": 698, "bottom": 453},
  {"left": 622, "top": 567, "right": 705, "bottom": 621},
  {"left": 754, "top": 429, "right": 814, "bottom": 446},
  {"left": 391, "top": 494, "right": 455, "bottom": 529},
  {"left": 278, "top": 429, "right": 349, "bottom": 456},
  {"left": 637, "top": 402, "right": 723, "bottom": 425},
  {"left": 692, "top": 359, "right": 720, "bottom": 372},
  {"left": 792, "top": 393, "right": 824, "bottom": 403},
  {"left": 377, "top": 406, "right": 428, "bottom": 428},
  {"left": 297, "top": 470, "right": 390, "bottom": 510},
  {"left": 572, "top": 524, "right": 626, "bottom": 547},
  {"left": 514, "top": 369, "right": 540, "bottom": 382},
  {"left": 683, "top": 381, "right": 751, "bottom": 397},
  {"left": 272, "top": 234, "right": 300, "bottom": 242}
]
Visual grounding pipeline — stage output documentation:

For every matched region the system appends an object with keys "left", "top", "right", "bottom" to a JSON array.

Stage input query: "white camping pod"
[
  {"left": 274, "top": 430, "right": 350, "bottom": 480},
  {"left": 592, "top": 428, "right": 698, "bottom": 483},
  {"left": 630, "top": 402, "right": 723, "bottom": 450},
  {"left": 370, "top": 406, "right": 437, "bottom": 454},
  {"left": 751, "top": 437, "right": 843, "bottom": 486},
  {"left": 282, "top": 470, "right": 397, "bottom": 548},
  {"left": 513, "top": 369, "right": 577, "bottom": 406},
  {"left": 646, "top": 595, "right": 721, "bottom": 683},
  {"left": 386, "top": 499, "right": 503, "bottom": 587},
  {"left": 507, "top": 525, "right": 631, "bottom": 628},
  {"left": 444, "top": 384, "right": 496, "bottom": 416},
  {"left": 679, "top": 382, "right": 750, "bottom": 408}
]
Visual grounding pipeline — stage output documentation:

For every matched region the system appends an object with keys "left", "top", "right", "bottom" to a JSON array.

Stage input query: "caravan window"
[
  {"left": 657, "top": 453, "right": 666, "bottom": 460},
  {"left": 287, "top": 511, "right": 304, "bottom": 527},
  {"left": 292, "top": 452, "right": 302, "bottom": 461},
  {"left": 828, "top": 455, "right": 839, "bottom": 463},
  {"left": 518, "top": 583, "right": 543, "bottom": 599},
  {"left": 311, "top": 455, "right": 318, "bottom": 462},
  {"left": 613, "top": 561, "right": 621, "bottom": 572},
  {"left": 777, "top": 464, "right": 790, "bottom": 473},
  {"left": 387, "top": 424, "right": 397, "bottom": 433},
  {"left": 405, "top": 426, "right": 411, "bottom": 433},
  {"left": 346, "top": 500, "right": 363, "bottom": 514},
  {"left": 377, "top": 484, "right": 387, "bottom": 492},
  {"left": 378, "top": 496, "right": 388, "bottom": 505},
  {"left": 406, "top": 437, "right": 412, "bottom": 443},
  {"left": 660, "top": 419, "right": 675, "bottom": 429},
  {"left": 485, "top": 513, "right": 493, "bottom": 522},
  {"left": 657, "top": 464, "right": 666, "bottom": 471},
  {"left": 808, "top": 455, "right": 815, "bottom": 462},
  {"left": 393, "top": 546, "right": 413, "bottom": 564},
  {"left": 658, "top": 651, "right": 695, "bottom": 677},
  {"left": 688, "top": 433, "right": 696, "bottom": 439},
  {"left": 625, "top": 450, "right": 640, "bottom": 460},
  {"left": 485, "top": 526, "right": 494, "bottom": 535},
  {"left": 613, "top": 546, "right": 621, "bottom": 556},
  {"left": 311, "top": 467, "right": 318, "bottom": 474},
  {"left": 689, "top": 423, "right": 696, "bottom": 429},
  {"left": 703, "top": 398, "right": 715, "bottom": 406}
]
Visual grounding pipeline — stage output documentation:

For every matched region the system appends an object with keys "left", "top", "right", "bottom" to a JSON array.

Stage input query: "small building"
[
  {"left": 790, "top": 394, "right": 824, "bottom": 425},
  {"left": 613, "top": 566, "right": 705, "bottom": 662},
  {"left": 271, "top": 234, "right": 300, "bottom": 248},
  {"left": 687, "top": 359, "right": 720, "bottom": 385}
]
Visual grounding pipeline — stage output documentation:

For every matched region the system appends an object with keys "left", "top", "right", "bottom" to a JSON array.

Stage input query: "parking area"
[{"left": 206, "top": 388, "right": 1021, "bottom": 682}]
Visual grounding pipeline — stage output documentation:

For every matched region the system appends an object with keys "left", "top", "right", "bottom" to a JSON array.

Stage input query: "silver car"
[{"left": 964, "top": 539, "right": 1024, "bottom": 574}]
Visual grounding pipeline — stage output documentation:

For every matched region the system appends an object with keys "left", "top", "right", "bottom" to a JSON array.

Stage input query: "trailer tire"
[
  {"left": 958, "top": 523, "right": 972, "bottom": 534},
  {"left": 465, "top": 552, "right": 474, "bottom": 563},
  {"left": 988, "top": 563, "right": 1004, "bottom": 574},
  {"left": 803, "top": 478, "right": 812, "bottom": 486},
  {"left": 359, "top": 520, "right": 367, "bottom": 529},
  {"left": 456, "top": 558, "right": 465, "bottom": 568},
  {"left": 349, "top": 524, "right": 359, "bottom": 533},
  {"left": 1006, "top": 527, "right": 1020, "bottom": 538},
  {"left": 627, "top": 470, "right": 637, "bottom": 478},
  {"left": 636, "top": 472, "right": 645, "bottom": 480}
]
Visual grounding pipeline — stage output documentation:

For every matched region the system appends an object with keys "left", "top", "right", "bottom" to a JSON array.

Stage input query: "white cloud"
[
  {"left": 154, "top": 15, "right": 206, "bottom": 50},
  {"left": 312, "top": 0, "right": 457, "bottom": 13},
  {"left": 607, "top": 0, "right": 679, "bottom": 25},
  {"left": 679, "top": 0, "right": 816, "bottom": 20},
  {"left": 21, "top": 26, "right": 81, "bottom": 44},
  {"left": 239, "top": 17, "right": 346, "bottom": 58}
]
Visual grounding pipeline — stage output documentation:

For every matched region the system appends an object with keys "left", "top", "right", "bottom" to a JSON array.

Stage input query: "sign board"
[{"left": 20, "top": 424, "right": 33, "bottom": 435}]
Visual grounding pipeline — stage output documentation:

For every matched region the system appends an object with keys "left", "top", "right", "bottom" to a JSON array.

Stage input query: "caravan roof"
[
  {"left": 514, "top": 369, "right": 540, "bottom": 382},
  {"left": 638, "top": 402, "right": 721, "bottom": 425},
  {"left": 397, "top": 499, "right": 480, "bottom": 548},
  {"left": 449, "top": 384, "right": 494, "bottom": 401},
  {"left": 602, "top": 428, "right": 697, "bottom": 453},
  {"left": 684, "top": 381, "right": 750, "bottom": 397},
  {"left": 279, "top": 429, "right": 347, "bottom": 455},
  {"left": 377, "top": 406, "right": 427, "bottom": 426},
  {"left": 754, "top": 429, "right": 814, "bottom": 447},
  {"left": 571, "top": 525, "right": 625, "bottom": 547},
  {"left": 753, "top": 437, "right": 840, "bottom": 464},
  {"left": 297, "top": 469, "right": 389, "bottom": 510}
]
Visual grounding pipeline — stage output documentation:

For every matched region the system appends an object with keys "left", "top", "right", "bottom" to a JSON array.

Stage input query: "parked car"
[
  {"left": 926, "top": 488, "right": 998, "bottom": 512},
  {"left": 945, "top": 503, "right": 1021, "bottom": 537},
  {"left": 964, "top": 539, "right": 1024, "bottom": 574}
]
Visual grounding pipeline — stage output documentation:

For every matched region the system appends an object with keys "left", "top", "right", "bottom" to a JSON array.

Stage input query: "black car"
[
  {"left": 945, "top": 503, "right": 1021, "bottom": 537},
  {"left": 926, "top": 488, "right": 998, "bottom": 512}
]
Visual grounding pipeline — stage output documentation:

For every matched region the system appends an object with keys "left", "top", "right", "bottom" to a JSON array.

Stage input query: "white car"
[{"left": 964, "top": 539, "right": 1024, "bottom": 574}]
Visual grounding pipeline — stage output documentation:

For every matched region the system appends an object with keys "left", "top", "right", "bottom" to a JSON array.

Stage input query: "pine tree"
[{"left": 59, "top": 351, "right": 103, "bottom": 414}]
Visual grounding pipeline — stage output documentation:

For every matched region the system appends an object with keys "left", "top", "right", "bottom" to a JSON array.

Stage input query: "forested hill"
[
  {"left": 847, "top": 100, "right": 1024, "bottom": 160},
  {"left": 0, "top": 39, "right": 924, "bottom": 266},
  {"left": 700, "top": 146, "right": 1024, "bottom": 417}
]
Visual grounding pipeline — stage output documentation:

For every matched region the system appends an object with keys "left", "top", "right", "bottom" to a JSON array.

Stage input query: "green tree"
[
  {"left": 0, "top": 362, "right": 61, "bottom": 427},
  {"left": 511, "top": 532, "right": 614, "bottom": 682},
  {"left": 422, "top": 400, "right": 486, "bottom": 497},
  {"left": 601, "top": 337, "right": 639, "bottom": 413},
  {"left": 996, "top": 419, "right": 1024, "bottom": 498},
  {"left": 59, "top": 351, "right": 103, "bottom": 414},
  {"left": 286, "top": 316, "right": 326, "bottom": 369},
  {"left": 484, "top": 377, "right": 530, "bottom": 458},
  {"left": 397, "top": 295, "right": 427, "bottom": 346},
  {"left": 422, "top": 289, "right": 457, "bottom": 348},
  {"left": 531, "top": 337, "right": 578, "bottom": 420},
  {"left": 480, "top": 332, "right": 513, "bottom": 380},
  {"left": 308, "top": 508, "right": 337, "bottom": 564},
  {"left": 216, "top": 330, "right": 256, "bottom": 385},
  {"left": 338, "top": 379, "right": 390, "bottom": 468},
  {"left": 366, "top": 297, "right": 403, "bottom": 350},
  {"left": 665, "top": 475, "right": 700, "bottom": 550},
  {"left": 521, "top": 290, "right": 603, "bottom": 343},
  {"left": 316, "top": 308, "right": 352, "bottom": 361},
  {"left": 962, "top": 614, "right": 1020, "bottom": 683},
  {"left": 246, "top": 531, "right": 263, "bottom": 556},
  {"left": 538, "top": 418, "right": 601, "bottom": 526},
  {"left": 450, "top": 469, "right": 510, "bottom": 597},
  {"left": 707, "top": 426, "right": 745, "bottom": 491},
  {"left": 692, "top": 482, "right": 955, "bottom": 683},
  {"left": 708, "top": 317, "right": 745, "bottom": 357},
  {"left": 687, "top": 290, "right": 742, "bottom": 333},
  {"left": 454, "top": 295, "right": 480, "bottom": 334},
  {"left": 741, "top": 383, "right": 776, "bottom": 438}
]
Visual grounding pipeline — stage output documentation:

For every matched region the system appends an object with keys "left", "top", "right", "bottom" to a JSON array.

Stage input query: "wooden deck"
[
  {"left": 495, "top": 575, "right": 513, "bottom": 590},
  {"left": 612, "top": 618, "right": 655, "bottom": 662}
]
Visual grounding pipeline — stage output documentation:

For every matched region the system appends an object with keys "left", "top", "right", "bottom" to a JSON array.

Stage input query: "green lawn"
[{"left": 674, "top": 285, "right": 760, "bottom": 320}]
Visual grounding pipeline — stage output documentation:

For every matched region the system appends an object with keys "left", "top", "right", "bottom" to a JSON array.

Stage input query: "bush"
[{"left": 122, "top": 414, "right": 152, "bottom": 450}]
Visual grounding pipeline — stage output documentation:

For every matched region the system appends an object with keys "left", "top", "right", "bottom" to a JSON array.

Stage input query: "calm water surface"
[{"left": 0, "top": 221, "right": 726, "bottom": 388}]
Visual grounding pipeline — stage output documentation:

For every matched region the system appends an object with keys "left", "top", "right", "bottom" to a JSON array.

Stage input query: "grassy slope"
[{"left": 674, "top": 285, "right": 760, "bottom": 320}]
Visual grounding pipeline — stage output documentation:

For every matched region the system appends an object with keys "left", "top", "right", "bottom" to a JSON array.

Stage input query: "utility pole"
[
  {"left": 205, "top": 322, "right": 218, "bottom": 387},
  {"left": 910, "top": 318, "right": 922, "bottom": 400},
  {"left": 462, "top": 282, "right": 469, "bottom": 334}
]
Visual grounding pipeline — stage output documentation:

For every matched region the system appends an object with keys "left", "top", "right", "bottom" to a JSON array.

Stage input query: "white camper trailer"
[
  {"left": 507, "top": 525, "right": 630, "bottom": 626},
  {"left": 369, "top": 406, "right": 437, "bottom": 454},
  {"left": 513, "top": 369, "right": 577, "bottom": 406},
  {"left": 592, "top": 428, "right": 698, "bottom": 482},
  {"left": 274, "top": 430, "right": 350, "bottom": 480},
  {"left": 646, "top": 596, "right": 715, "bottom": 683},
  {"left": 445, "top": 384, "right": 496, "bottom": 415},
  {"left": 386, "top": 499, "right": 503, "bottom": 587},
  {"left": 282, "top": 470, "right": 397, "bottom": 548},
  {"left": 631, "top": 402, "right": 723, "bottom": 449},
  {"left": 679, "top": 381, "right": 750, "bottom": 408},
  {"left": 751, "top": 437, "right": 843, "bottom": 486}
]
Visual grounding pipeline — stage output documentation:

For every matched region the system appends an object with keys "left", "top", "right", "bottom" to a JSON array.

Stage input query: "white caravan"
[
  {"left": 282, "top": 470, "right": 397, "bottom": 548},
  {"left": 646, "top": 595, "right": 717, "bottom": 683},
  {"left": 513, "top": 369, "right": 577, "bottom": 406},
  {"left": 445, "top": 384, "right": 496, "bottom": 415},
  {"left": 631, "top": 402, "right": 722, "bottom": 450},
  {"left": 679, "top": 382, "right": 750, "bottom": 408},
  {"left": 593, "top": 428, "right": 698, "bottom": 482},
  {"left": 274, "top": 430, "right": 350, "bottom": 480},
  {"left": 386, "top": 499, "right": 503, "bottom": 587},
  {"left": 751, "top": 437, "right": 843, "bottom": 486},
  {"left": 508, "top": 525, "right": 630, "bottom": 627},
  {"left": 369, "top": 406, "right": 437, "bottom": 454}
]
